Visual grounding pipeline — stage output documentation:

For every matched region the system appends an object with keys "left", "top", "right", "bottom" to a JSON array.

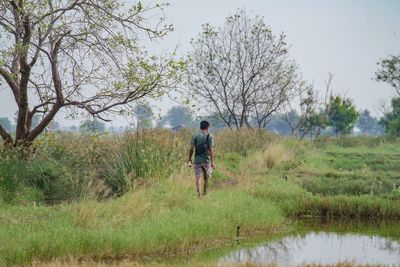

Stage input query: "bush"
[
  {"left": 26, "top": 159, "right": 91, "bottom": 203},
  {"left": 0, "top": 158, "right": 24, "bottom": 203},
  {"left": 0, "top": 144, "right": 93, "bottom": 204},
  {"left": 0, "top": 157, "right": 44, "bottom": 204}
]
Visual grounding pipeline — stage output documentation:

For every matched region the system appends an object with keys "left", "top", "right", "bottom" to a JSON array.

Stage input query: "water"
[{"left": 220, "top": 232, "right": 400, "bottom": 266}]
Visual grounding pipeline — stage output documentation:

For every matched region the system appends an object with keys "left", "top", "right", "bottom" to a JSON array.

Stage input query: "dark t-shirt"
[{"left": 190, "top": 132, "right": 214, "bottom": 164}]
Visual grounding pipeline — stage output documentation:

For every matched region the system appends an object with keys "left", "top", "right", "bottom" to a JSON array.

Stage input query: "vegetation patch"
[{"left": 1, "top": 131, "right": 400, "bottom": 265}]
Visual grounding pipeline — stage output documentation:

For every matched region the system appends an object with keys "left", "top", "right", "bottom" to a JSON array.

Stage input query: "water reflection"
[{"left": 220, "top": 232, "right": 400, "bottom": 266}]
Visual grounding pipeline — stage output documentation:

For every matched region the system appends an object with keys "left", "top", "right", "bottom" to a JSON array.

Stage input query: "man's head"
[{"left": 200, "top": 120, "right": 210, "bottom": 130}]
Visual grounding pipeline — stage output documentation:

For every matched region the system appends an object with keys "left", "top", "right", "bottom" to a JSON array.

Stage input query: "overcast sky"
[{"left": 1, "top": 0, "right": 399, "bottom": 127}]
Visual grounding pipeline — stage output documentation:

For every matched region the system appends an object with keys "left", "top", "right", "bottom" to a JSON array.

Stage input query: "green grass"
[
  {"left": 0, "top": 179, "right": 282, "bottom": 266},
  {"left": 288, "top": 142, "right": 400, "bottom": 196},
  {"left": 1, "top": 132, "right": 400, "bottom": 266}
]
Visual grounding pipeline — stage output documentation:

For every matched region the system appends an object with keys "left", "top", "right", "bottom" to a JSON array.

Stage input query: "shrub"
[
  {"left": 0, "top": 144, "right": 93, "bottom": 204},
  {"left": 26, "top": 159, "right": 91, "bottom": 203},
  {"left": 0, "top": 157, "right": 44, "bottom": 204},
  {"left": 0, "top": 158, "right": 24, "bottom": 203}
]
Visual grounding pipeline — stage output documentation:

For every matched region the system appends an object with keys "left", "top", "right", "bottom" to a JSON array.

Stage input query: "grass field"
[{"left": 0, "top": 130, "right": 399, "bottom": 266}]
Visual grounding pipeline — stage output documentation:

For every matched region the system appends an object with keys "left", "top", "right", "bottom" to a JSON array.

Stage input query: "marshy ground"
[{"left": 0, "top": 130, "right": 399, "bottom": 266}]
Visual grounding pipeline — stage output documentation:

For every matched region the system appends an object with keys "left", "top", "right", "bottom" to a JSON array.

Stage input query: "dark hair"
[{"left": 200, "top": 120, "right": 210, "bottom": 130}]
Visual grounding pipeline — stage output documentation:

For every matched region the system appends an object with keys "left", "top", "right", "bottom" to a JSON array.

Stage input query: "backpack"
[{"left": 195, "top": 134, "right": 210, "bottom": 155}]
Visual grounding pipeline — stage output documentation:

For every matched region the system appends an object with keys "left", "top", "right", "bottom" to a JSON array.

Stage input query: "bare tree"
[
  {"left": 0, "top": 0, "right": 183, "bottom": 147},
  {"left": 252, "top": 64, "right": 303, "bottom": 129},
  {"left": 280, "top": 74, "right": 334, "bottom": 140},
  {"left": 280, "top": 85, "right": 320, "bottom": 138},
  {"left": 300, "top": 73, "right": 333, "bottom": 140},
  {"left": 187, "top": 9, "right": 302, "bottom": 129}
]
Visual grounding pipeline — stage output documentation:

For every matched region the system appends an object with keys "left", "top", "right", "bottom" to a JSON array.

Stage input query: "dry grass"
[
  {"left": 215, "top": 129, "right": 277, "bottom": 156},
  {"left": 33, "top": 260, "right": 267, "bottom": 267},
  {"left": 238, "top": 143, "right": 294, "bottom": 185},
  {"left": 33, "top": 259, "right": 385, "bottom": 267},
  {"left": 301, "top": 262, "right": 384, "bottom": 267}
]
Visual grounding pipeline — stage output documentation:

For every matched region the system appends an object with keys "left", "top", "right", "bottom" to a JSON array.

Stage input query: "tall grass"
[
  {"left": 0, "top": 157, "right": 42, "bottom": 204},
  {"left": 101, "top": 129, "right": 188, "bottom": 195},
  {"left": 0, "top": 130, "right": 190, "bottom": 202}
]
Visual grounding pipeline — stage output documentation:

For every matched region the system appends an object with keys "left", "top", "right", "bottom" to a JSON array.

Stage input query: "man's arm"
[
  {"left": 209, "top": 146, "right": 216, "bottom": 170},
  {"left": 188, "top": 144, "right": 195, "bottom": 164}
]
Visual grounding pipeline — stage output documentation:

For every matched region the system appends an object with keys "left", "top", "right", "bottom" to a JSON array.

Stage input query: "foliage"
[
  {"left": 134, "top": 103, "right": 154, "bottom": 129},
  {"left": 265, "top": 113, "right": 294, "bottom": 135},
  {"left": 79, "top": 119, "right": 106, "bottom": 133},
  {"left": 279, "top": 74, "right": 334, "bottom": 140},
  {"left": 197, "top": 111, "right": 229, "bottom": 131},
  {"left": 157, "top": 106, "right": 195, "bottom": 128},
  {"left": 379, "top": 97, "right": 400, "bottom": 137},
  {"left": 26, "top": 159, "right": 90, "bottom": 203},
  {"left": 0, "top": 132, "right": 113, "bottom": 203},
  {"left": 356, "top": 110, "right": 383, "bottom": 136},
  {"left": 375, "top": 54, "right": 400, "bottom": 96},
  {"left": 326, "top": 95, "right": 359, "bottom": 135},
  {"left": 0, "top": 157, "right": 26, "bottom": 203},
  {"left": 0, "top": 0, "right": 183, "bottom": 146},
  {"left": 0, "top": 153, "right": 92, "bottom": 204},
  {"left": 265, "top": 105, "right": 328, "bottom": 139}
]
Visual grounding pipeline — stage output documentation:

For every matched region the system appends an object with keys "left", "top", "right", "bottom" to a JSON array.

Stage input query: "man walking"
[{"left": 188, "top": 120, "right": 215, "bottom": 197}]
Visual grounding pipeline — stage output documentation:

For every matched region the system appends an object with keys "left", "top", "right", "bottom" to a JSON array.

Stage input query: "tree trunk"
[{"left": 0, "top": 124, "right": 13, "bottom": 146}]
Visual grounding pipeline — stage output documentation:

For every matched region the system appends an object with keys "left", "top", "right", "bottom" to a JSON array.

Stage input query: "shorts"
[{"left": 194, "top": 163, "right": 211, "bottom": 178}]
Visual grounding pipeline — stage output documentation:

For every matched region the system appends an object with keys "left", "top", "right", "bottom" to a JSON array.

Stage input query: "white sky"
[{"left": 1, "top": 0, "right": 399, "bottom": 127}]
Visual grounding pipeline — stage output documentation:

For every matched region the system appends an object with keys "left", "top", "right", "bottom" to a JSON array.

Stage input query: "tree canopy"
[
  {"left": 357, "top": 110, "right": 383, "bottom": 136},
  {"left": 375, "top": 55, "right": 400, "bottom": 96},
  {"left": 326, "top": 95, "right": 359, "bottom": 135},
  {"left": 134, "top": 104, "right": 154, "bottom": 129},
  {"left": 0, "top": 0, "right": 183, "bottom": 146},
  {"left": 80, "top": 119, "right": 105, "bottom": 133},
  {"left": 157, "top": 106, "right": 194, "bottom": 128},
  {"left": 379, "top": 97, "right": 400, "bottom": 137}
]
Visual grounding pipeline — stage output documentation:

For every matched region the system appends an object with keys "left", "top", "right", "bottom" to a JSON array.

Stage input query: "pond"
[
  {"left": 143, "top": 219, "right": 400, "bottom": 266},
  {"left": 219, "top": 231, "right": 400, "bottom": 266}
]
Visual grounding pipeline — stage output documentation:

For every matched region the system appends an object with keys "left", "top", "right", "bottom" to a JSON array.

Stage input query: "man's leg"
[
  {"left": 196, "top": 175, "right": 201, "bottom": 196},
  {"left": 194, "top": 164, "right": 202, "bottom": 197},
  {"left": 203, "top": 175, "right": 208, "bottom": 195},
  {"left": 201, "top": 163, "right": 210, "bottom": 195}
]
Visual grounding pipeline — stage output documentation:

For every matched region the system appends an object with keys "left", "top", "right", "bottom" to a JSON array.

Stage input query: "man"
[{"left": 188, "top": 120, "right": 215, "bottom": 197}]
